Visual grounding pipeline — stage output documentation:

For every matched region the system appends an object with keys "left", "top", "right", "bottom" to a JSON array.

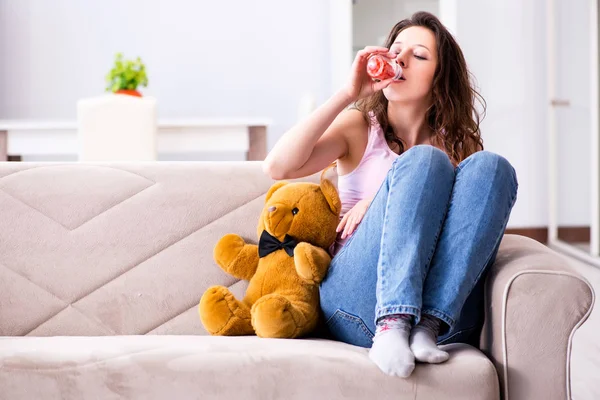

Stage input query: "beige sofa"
[{"left": 0, "top": 161, "right": 594, "bottom": 400}]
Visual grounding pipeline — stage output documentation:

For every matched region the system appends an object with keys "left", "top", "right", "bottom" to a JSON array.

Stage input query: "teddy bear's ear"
[
  {"left": 320, "top": 178, "right": 341, "bottom": 215},
  {"left": 265, "top": 181, "right": 288, "bottom": 203}
]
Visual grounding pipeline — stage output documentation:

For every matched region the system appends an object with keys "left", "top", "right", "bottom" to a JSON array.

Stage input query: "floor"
[{"left": 555, "top": 248, "right": 600, "bottom": 399}]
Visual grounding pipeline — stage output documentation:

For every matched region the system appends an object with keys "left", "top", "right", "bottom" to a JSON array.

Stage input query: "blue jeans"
[{"left": 319, "top": 145, "right": 518, "bottom": 348}]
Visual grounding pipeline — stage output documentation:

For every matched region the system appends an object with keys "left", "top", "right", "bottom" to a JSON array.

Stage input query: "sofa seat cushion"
[{"left": 0, "top": 335, "right": 499, "bottom": 400}]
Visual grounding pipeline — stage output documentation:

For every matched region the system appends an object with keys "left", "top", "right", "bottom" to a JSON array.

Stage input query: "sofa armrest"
[{"left": 480, "top": 234, "right": 594, "bottom": 400}]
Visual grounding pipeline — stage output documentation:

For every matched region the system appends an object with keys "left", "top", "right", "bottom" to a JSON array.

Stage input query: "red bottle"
[{"left": 366, "top": 54, "right": 403, "bottom": 81}]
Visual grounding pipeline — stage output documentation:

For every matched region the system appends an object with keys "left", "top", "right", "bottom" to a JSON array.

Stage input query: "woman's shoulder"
[
  {"left": 331, "top": 108, "right": 369, "bottom": 150},
  {"left": 335, "top": 109, "right": 373, "bottom": 175},
  {"left": 339, "top": 108, "right": 371, "bottom": 143},
  {"left": 336, "top": 108, "right": 369, "bottom": 131}
]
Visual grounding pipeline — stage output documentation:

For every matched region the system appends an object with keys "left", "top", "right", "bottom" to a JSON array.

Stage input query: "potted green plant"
[{"left": 105, "top": 52, "right": 149, "bottom": 97}]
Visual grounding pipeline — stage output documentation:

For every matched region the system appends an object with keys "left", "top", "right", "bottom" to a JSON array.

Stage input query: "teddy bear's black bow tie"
[{"left": 258, "top": 230, "right": 297, "bottom": 258}]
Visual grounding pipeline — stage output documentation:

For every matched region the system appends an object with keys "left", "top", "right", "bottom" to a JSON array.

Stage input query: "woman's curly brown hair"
[{"left": 356, "top": 11, "right": 485, "bottom": 165}]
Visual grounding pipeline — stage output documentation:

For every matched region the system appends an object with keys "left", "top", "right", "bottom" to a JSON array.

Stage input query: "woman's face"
[{"left": 383, "top": 26, "right": 438, "bottom": 104}]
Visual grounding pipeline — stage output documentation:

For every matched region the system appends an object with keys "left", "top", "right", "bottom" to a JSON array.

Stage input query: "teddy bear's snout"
[{"left": 264, "top": 204, "right": 294, "bottom": 238}]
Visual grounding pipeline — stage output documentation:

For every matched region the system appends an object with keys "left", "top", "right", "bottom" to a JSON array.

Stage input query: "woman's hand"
[
  {"left": 343, "top": 46, "right": 397, "bottom": 102},
  {"left": 337, "top": 199, "right": 372, "bottom": 240}
]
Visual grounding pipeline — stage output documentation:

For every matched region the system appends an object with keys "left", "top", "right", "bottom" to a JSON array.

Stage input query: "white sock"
[
  {"left": 409, "top": 314, "right": 449, "bottom": 364},
  {"left": 368, "top": 314, "right": 415, "bottom": 377}
]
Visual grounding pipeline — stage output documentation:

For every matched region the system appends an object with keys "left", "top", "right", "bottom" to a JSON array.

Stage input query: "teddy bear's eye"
[{"left": 292, "top": 207, "right": 299, "bottom": 215}]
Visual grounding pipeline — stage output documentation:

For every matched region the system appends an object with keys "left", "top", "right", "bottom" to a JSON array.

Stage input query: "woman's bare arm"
[
  {"left": 263, "top": 46, "right": 396, "bottom": 180},
  {"left": 263, "top": 90, "right": 356, "bottom": 180}
]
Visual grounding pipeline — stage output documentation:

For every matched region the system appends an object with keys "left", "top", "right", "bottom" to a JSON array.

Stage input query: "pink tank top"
[{"left": 330, "top": 113, "right": 399, "bottom": 256}]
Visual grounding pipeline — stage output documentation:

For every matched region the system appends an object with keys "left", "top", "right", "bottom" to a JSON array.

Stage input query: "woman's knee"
[
  {"left": 459, "top": 151, "right": 518, "bottom": 187},
  {"left": 392, "top": 144, "right": 454, "bottom": 178}
]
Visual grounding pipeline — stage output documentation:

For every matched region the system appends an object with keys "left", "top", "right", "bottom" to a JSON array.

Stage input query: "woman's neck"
[{"left": 387, "top": 101, "right": 434, "bottom": 149}]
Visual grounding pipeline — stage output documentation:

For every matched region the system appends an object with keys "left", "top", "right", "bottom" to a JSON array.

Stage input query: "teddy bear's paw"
[
  {"left": 251, "top": 294, "right": 303, "bottom": 338},
  {"left": 199, "top": 286, "right": 253, "bottom": 336},
  {"left": 214, "top": 234, "right": 246, "bottom": 269},
  {"left": 294, "top": 243, "right": 319, "bottom": 284}
]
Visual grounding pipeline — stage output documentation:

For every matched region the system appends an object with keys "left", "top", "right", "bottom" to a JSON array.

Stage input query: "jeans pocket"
[{"left": 325, "top": 309, "right": 374, "bottom": 348}]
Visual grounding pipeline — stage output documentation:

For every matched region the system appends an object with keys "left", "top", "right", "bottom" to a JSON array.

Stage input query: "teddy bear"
[{"left": 198, "top": 175, "right": 341, "bottom": 338}]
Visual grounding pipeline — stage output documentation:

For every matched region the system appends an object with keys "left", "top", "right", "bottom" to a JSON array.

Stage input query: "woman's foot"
[
  {"left": 409, "top": 314, "right": 449, "bottom": 364},
  {"left": 368, "top": 314, "right": 415, "bottom": 377}
]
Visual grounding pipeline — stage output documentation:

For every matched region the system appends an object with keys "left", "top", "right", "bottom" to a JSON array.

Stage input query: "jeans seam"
[
  {"left": 378, "top": 170, "right": 396, "bottom": 304},
  {"left": 375, "top": 305, "right": 420, "bottom": 324},
  {"left": 422, "top": 179, "right": 454, "bottom": 283},
  {"left": 421, "top": 308, "right": 455, "bottom": 328}
]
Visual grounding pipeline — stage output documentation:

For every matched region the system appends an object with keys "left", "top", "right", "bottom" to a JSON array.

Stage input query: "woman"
[{"left": 262, "top": 11, "right": 518, "bottom": 378}]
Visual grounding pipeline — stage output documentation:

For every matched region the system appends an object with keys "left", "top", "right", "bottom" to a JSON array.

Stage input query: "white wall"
[
  {"left": 353, "top": 0, "right": 439, "bottom": 50},
  {"left": 442, "top": 0, "right": 549, "bottom": 229},
  {"left": 554, "top": 0, "right": 592, "bottom": 227},
  {"left": 0, "top": 0, "right": 331, "bottom": 152},
  {"left": 442, "top": 0, "right": 593, "bottom": 229}
]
